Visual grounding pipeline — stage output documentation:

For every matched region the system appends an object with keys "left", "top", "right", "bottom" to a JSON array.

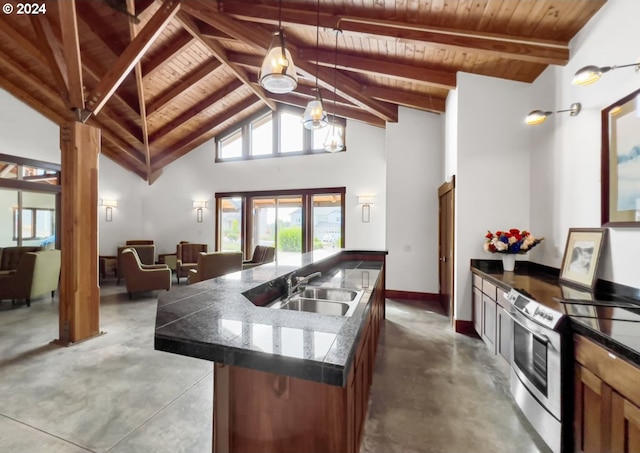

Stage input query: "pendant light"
[
  {"left": 302, "top": 0, "right": 328, "bottom": 130},
  {"left": 258, "top": 0, "right": 297, "bottom": 94},
  {"left": 323, "top": 29, "right": 344, "bottom": 153}
]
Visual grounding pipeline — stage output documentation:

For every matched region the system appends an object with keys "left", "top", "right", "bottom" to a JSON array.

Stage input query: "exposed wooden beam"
[
  {"left": 86, "top": 0, "right": 180, "bottom": 116},
  {"left": 176, "top": 11, "right": 277, "bottom": 111},
  {"left": 219, "top": 1, "right": 570, "bottom": 65},
  {"left": 152, "top": 96, "right": 258, "bottom": 165},
  {"left": 297, "top": 47, "right": 457, "bottom": 90},
  {"left": 147, "top": 58, "right": 222, "bottom": 116},
  {"left": 362, "top": 86, "right": 446, "bottom": 114},
  {"left": 100, "top": 145, "right": 147, "bottom": 180},
  {"left": 143, "top": 32, "right": 194, "bottom": 80},
  {"left": 0, "top": 16, "right": 46, "bottom": 65},
  {"left": 88, "top": 117, "right": 147, "bottom": 166},
  {"left": 182, "top": 0, "right": 398, "bottom": 122},
  {"left": 58, "top": 0, "right": 85, "bottom": 110},
  {"left": 149, "top": 78, "right": 243, "bottom": 143},
  {"left": 127, "top": 0, "right": 152, "bottom": 182},
  {"left": 30, "top": 15, "right": 70, "bottom": 107},
  {"left": 75, "top": 1, "right": 126, "bottom": 57}
]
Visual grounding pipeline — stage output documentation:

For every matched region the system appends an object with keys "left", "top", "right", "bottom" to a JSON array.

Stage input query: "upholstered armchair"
[
  {"left": 188, "top": 251, "right": 243, "bottom": 284},
  {"left": 119, "top": 248, "right": 171, "bottom": 299},
  {"left": 0, "top": 246, "right": 44, "bottom": 275},
  {"left": 176, "top": 243, "right": 208, "bottom": 284},
  {"left": 242, "top": 245, "right": 276, "bottom": 270},
  {"left": 0, "top": 249, "right": 61, "bottom": 307},
  {"left": 117, "top": 244, "right": 156, "bottom": 284}
]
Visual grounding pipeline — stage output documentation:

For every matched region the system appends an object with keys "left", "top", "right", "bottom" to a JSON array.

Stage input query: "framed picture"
[
  {"left": 601, "top": 87, "right": 640, "bottom": 226},
  {"left": 559, "top": 228, "right": 607, "bottom": 289}
]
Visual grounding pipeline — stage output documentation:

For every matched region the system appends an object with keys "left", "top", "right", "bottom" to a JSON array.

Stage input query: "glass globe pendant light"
[
  {"left": 324, "top": 29, "right": 344, "bottom": 152},
  {"left": 302, "top": 0, "right": 327, "bottom": 131},
  {"left": 258, "top": 0, "right": 297, "bottom": 94}
]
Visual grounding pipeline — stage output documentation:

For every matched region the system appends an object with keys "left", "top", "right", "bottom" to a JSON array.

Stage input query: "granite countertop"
[
  {"left": 471, "top": 260, "right": 640, "bottom": 366},
  {"left": 154, "top": 249, "right": 385, "bottom": 387}
]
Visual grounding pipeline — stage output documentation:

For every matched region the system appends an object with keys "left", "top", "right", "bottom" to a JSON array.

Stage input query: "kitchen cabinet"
[
  {"left": 574, "top": 335, "right": 640, "bottom": 453},
  {"left": 472, "top": 272, "right": 511, "bottom": 367}
]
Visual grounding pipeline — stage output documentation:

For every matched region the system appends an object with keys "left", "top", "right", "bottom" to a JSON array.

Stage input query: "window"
[
  {"left": 216, "top": 188, "right": 345, "bottom": 262},
  {"left": 0, "top": 154, "right": 60, "bottom": 248},
  {"left": 215, "top": 107, "right": 346, "bottom": 161},
  {"left": 13, "top": 207, "right": 54, "bottom": 240},
  {"left": 219, "top": 130, "right": 243, "bottom": 159},
  {"left": 250, "top": 114, "right": 273, "bottom": 156},
  {"left": 279, "top": 111, "right": 304, "bottom": 154}
]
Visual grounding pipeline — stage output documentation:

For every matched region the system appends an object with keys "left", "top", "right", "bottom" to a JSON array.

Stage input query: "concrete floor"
[{"left": 0, "top": 282, "right": 548, "bottom": 453}]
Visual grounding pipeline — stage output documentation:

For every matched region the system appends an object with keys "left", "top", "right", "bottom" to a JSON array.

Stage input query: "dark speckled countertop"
[
  {"left": 154, "top": 249, "right": 385, "bottom": 387},
  {"left": 471, "top": 259, "right": 640, "bottom": 367}
]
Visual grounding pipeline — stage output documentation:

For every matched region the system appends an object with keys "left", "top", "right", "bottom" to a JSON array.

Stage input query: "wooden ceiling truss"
[{"left": 0, "top": 0, "right": 606, "bottom": 181}]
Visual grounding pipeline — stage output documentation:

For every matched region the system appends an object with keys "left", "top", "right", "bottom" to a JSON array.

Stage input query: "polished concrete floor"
[{"left": 0, "top": 282, "right": 548, "bottom": 453}]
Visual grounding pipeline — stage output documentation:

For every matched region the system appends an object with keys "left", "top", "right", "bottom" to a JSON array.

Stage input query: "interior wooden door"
[{"left": 437, "top": 176, "right": 455, "bottom": 321}]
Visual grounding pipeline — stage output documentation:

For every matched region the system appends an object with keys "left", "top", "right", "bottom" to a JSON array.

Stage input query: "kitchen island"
[{"left": 154, "top": 249, "right": 386, "bottom": 453}]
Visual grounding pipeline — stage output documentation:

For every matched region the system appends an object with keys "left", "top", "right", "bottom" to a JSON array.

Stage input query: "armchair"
[
  {"left": 0, "top": 249, "right": 61, "bottom": 307},
  {"left": 176, "top": 243, "right": 208, "bottom": 284},
  {"left": 0, "top": 246, "right": 44, "bottom": 275},
  {"left": 242, "top": 245, "right": 275, "bottom": 270},
  {"left": 117, "top": 244, "right": 155, "bottom": 284},
  {"left": 188, "top": 251, "right": 243, "bottom": 284},
  {"left": 120, "top": 248, "right": 171, "bottom": 299}
]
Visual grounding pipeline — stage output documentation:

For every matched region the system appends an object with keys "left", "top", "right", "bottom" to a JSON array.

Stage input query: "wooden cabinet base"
[{"left": 213, "top": 363, "right": 355, "bottom": 453}]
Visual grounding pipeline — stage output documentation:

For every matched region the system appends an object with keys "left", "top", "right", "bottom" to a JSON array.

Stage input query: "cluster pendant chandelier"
[
  {"left": 258, "top": 0, "right": 297, "bottom": 94},
  {"left": 323, "top": 29, "right": 344, "bottom": 152},
  {"left": 302, "top": 0, "right": 328, "bottom": 130}
]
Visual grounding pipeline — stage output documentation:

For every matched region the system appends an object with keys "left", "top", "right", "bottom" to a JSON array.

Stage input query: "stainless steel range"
[{"left": 504, "top": 288, "right": 573, "bottom": 453}]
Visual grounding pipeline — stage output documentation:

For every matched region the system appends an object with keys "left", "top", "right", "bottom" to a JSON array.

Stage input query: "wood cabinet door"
[
  {"left": 473, "top": 286, "right": 482, "bottom": 336},
  {"left": 611, "top": 391, "right": 640, "bottom": 453},
  {"left": 574, "top": 364, "right": 612, "bottom": 453},
  {"left": 481, "top": 294, "right": 496, "bottom": 353}
]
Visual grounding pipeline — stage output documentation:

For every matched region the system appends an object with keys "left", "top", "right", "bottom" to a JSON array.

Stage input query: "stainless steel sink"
[
  {"left": 298, "top": 287, "right": 359, "bottom": 302},
  {"left": 278, "top": 298, "right": 350, "bottom": 316},
  {"left": 270, "top": 286, "right": 364, "bottom": 317}
]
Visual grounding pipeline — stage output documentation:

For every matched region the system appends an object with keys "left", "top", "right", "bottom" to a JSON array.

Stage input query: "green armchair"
[{"left": 0, "top": 249, "right": 61, "bottom": 307}]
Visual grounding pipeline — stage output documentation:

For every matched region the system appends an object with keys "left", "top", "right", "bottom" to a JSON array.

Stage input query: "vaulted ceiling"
[{"left": 0, "top": 0, "right": 607, "bottom": 182}]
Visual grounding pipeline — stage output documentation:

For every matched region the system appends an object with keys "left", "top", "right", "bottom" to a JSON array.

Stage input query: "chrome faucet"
[{"left": 286, "top": 271, "right": 322, "bottom": 297}]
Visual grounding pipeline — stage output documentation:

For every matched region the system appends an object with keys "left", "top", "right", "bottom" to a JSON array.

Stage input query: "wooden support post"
[{"left": 58, "top": 122, "right": 101, "bottom": 344}]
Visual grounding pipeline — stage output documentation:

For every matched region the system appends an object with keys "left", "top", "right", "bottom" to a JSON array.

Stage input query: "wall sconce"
[
  {"left": 572, "top": 58, "right": 640, "bottom": 86},
  {"left": 101, "top": 199, "right": 118, "bottom": 222},
  {"left": 357, "top": 195, "right": 376, "bottom": 223},
  {"left": 193, "top": 201, "right": 207, "bottom": 223},
  {"left": 525, "top": 102, "right": 581, "bottom": 126}
]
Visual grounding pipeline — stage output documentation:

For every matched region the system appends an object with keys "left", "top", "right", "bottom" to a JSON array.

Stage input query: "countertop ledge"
[
  {"left": 154, "top": 249, "right": 386, "bottom": 387},
  {"left": 471, "top": 259, "right": 640, "bottom": 368}
]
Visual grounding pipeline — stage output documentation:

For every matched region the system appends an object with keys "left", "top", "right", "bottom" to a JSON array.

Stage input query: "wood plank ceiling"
[{"left": 0, "top": 0, "right": 607, "bottom": 181}]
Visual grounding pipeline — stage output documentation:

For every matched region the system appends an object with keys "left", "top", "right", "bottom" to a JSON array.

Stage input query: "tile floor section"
[{"left": 0, "top": 282, "right": 549, "bottom": 453}]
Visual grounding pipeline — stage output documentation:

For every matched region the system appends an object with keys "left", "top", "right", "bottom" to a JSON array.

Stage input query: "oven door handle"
[{"left": 507, "top": 309, "right": 553, "bottom": 347}]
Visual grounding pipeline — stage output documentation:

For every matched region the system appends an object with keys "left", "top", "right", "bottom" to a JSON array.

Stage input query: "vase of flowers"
[{"left": 484, "top": 229, "right": 543, "bottom": 272}]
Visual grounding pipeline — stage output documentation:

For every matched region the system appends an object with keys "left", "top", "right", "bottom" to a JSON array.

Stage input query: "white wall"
[
  {"left": 385, "top": 107, "right": 443, "bottom": 293},
  {"left": 529, "top": 0, "right": 640, "bottom": 290},
  {"left": 452, "top": 73, "right": 532, "bottom": 320},
  {"left": 140, "top": 119, "right": 387, "bottom": 256},
  {"left": 98, "top": 155, "right": 147, "bottom": 255},
  {"left": 0, "top": 89, "right": 59, "bottom": 163}
]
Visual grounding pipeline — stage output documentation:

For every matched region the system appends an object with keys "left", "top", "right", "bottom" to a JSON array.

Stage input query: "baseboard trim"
[
  {"left": 454, "top": 320, "right": 477, "bottom": 337},
  {"left": 385, "top": 290, "right": 439, "bottom": 301}
]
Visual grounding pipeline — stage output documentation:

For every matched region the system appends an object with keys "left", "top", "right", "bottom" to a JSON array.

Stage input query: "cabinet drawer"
[
  {"left": 473, "top": 274, "right": 482, "bottom": 289},
  {"left": 496, "top": 287, "right": 508, "bottom": 309},
  {"left": 575, "top": 335, "right": 640, "bottom": 408},
  {"left": 482, "top": 280, "right": 497, "bottom": 301}
]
